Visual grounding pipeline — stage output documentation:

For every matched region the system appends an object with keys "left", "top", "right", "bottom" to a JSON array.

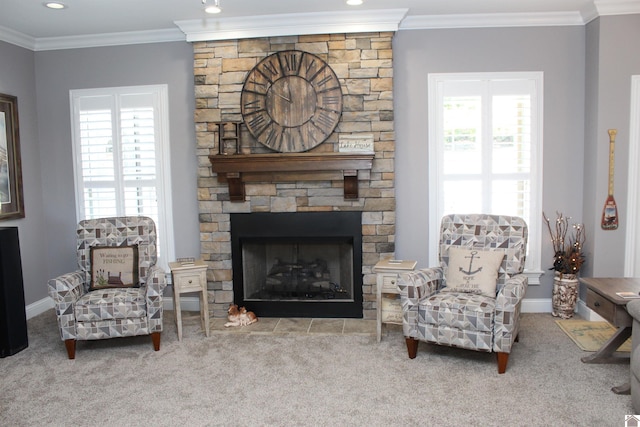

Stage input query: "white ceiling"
[{"left": 1, "top": 0, "right": 639, "bottom": 51}]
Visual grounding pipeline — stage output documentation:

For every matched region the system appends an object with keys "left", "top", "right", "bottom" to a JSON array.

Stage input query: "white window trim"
[
  {"left": 428, "top": 72, "right": 543, "bottom": 283},
  {"left": 69, "top": 84, "right": 175, "bottom": 271},
  {"left": 625, "top": 75, "right": 640, "bottom": 276}
]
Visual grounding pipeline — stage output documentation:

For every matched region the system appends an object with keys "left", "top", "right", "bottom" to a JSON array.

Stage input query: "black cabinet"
[{"left": 0, "top": 227, "right": 28, "bottom": 357}]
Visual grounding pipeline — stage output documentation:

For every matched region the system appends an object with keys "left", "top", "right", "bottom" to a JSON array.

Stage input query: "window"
[
  {"left": 428, "top": 72, "right": 543, "bottom": 280},
  {"left": 70, "top": 85, "right": 174, "bottom": 269},
  {"left": 625, "top": 75, "right": 640, "bottom": 276}
]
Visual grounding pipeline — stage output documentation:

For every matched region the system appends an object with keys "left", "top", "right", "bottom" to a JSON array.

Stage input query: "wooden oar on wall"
[{"left": 601, "top": 129, "right": 619, "bottom": 230}]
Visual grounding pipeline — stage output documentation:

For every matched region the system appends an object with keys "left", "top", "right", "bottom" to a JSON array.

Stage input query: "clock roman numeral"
[
  {"left": 258, "top": 59, "right": 282, "bottom": 83},
  {"left": 315, "top": 74, "right": 333, "bottom": 87},
  {"left": 248, "top": 114, "right": 265, "bottom": 128},
  {"left": 305, "top": 58, "right": 316, "bottom": 76},
  {"left": 321, "top": 95, "right": 340, "bottom": 106},
  {"left": 249, "top": 79, "right": 267, "bottom": 89},
  {"left": 280, "top": 52, "right": 300, "bottom": 74},
  {"left": 264, "top": 125, "right": 282, "bottom": 148},
  {"left": 313, "top": 111, "right": 336, "bottom": 134},
  {"left": 246, "top": 113, "right": 271, "bottom": 137},
  {"left": 243, "top": 100, "right": 263, "bottom": 112}
]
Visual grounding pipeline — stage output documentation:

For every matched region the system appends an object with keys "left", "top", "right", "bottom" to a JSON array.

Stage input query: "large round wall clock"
[{"left": 240, "top": 50, "right": 343, "bottom": 153}]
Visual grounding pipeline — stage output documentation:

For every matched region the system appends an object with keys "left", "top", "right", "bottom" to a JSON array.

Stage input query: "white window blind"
[
  {"left": 70, "top": 85, "right": 174, "bottom": 269},
  {"left": 428, "top": 73, "right": 543, "bottom": 280}
]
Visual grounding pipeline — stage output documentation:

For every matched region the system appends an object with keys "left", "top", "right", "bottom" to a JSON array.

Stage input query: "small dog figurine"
[
  {"left": 239, "top": 306, "right": 258, "bottom": 326},
  {"left": 224, "top": 304, "right": 242, "bottom": 327}
]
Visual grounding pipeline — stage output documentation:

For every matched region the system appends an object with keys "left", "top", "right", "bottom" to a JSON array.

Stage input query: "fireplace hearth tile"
[
  {"left": 240, "top": 317, "right": 279, "bottom": 334},
  {"left": 343, "top": 319, "right": 377, "bottom": 335},
  {"left": 201, "top": 314, "right": 375, "bottom": 336},
  {"left": 273, "top": 318, "right": 312, "bottom": 334},
  {"left": 308, "top": 319, "right": 345, "bottom": 334}
]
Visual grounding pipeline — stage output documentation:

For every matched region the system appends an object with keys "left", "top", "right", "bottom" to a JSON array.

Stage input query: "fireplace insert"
[{"left": 231, "top": 211, "right": 363, "bottom": 318}]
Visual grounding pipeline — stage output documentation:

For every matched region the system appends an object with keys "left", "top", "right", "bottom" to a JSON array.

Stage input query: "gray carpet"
[{"left": 0, "top": 310, "right": 634, "bottom": 426}]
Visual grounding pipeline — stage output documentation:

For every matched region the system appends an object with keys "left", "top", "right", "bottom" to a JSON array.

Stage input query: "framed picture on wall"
[{"left": 0, "top": 93, "right": 24, "bottom": 220}]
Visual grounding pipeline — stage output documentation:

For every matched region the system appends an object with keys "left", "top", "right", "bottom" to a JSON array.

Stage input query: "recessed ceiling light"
[
  {"left": 44, "top": 2, "right": 67, "bottom": 9},
  {"left": 346, "top": 0, "right": 364, "bottom": 5},
  {"left": 203, "top": 0, "right": 222, "bottom": 14}
]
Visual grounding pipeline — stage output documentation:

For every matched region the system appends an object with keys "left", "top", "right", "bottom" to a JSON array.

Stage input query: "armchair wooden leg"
[
  {"left": 405, "top": 337, "right": 418, "bottom": 359},
  {"left": 497, "top": 352, "right": 509, "bottom": 374},
  {"left": 64, "top": 339, "right": 76, "bottom": 359},
  {"left": 151, "top": 332, "right": 161, "bottom": 351}
]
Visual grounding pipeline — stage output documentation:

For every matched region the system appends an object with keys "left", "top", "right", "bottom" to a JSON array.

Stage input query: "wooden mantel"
[{"left": 209, "top": 152, "right": 375, "bottom": 202}]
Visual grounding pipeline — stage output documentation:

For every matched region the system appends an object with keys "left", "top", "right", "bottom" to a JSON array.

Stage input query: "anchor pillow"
[
  {"left": 444, "top": 247, "right": 505, "bottom": 298},
  {"left": 89, "top": 245, "right": 139, "bottom": 291}
]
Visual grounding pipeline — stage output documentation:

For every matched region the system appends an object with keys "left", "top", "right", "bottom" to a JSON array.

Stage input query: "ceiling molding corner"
[
  {"left": 174, "top": 9, "right": 409, "bottom": 42},
  {"left": 399, "top": 11, "right": 585, "bottom": 30},
  {"left": 580, "top": 3, "right": 601, "bottom": 24},
  {"left": 0, "top": 25, "right": 36, "bottom": 51}
]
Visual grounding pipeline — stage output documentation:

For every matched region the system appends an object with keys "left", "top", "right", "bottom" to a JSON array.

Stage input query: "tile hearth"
[{"left": 176, "top": 311, "right": 377, "bottom": 336}]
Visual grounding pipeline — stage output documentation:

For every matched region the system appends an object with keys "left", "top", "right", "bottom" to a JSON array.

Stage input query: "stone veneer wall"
[{"left": 193, "top": 33, "right": 396, "bottom": 319}]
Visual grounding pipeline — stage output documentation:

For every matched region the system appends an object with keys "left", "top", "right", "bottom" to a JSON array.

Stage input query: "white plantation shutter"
[
  {"left": 120, "top": 99, "right": 158, "bottom": 219},
  {"left": 428, "top": 73, "right": 543, "bottom": 278},
  {"left": 71, "top": 85, "right": 174, "bottom": 268},
  {"left": 78, "top": 106, "right": 117, "bottom": 217}
]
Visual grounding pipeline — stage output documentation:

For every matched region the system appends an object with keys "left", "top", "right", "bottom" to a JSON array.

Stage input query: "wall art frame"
[{"left": 0, "top": 93, "right": 24, "bottom": 220}]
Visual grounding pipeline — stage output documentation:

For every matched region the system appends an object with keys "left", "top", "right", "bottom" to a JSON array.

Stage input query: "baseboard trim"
[
  {"left": 27, "top": 296, "right": 556, "bottom": 320},
  {"left": 577, "top": 299, "right": 605, "bottom": 321},
  {"left": 26, "top": 297, "right": 55, "bottom": 319},
  {"left": 521, "top": 298, "right": 551, "bottom": 313},
  {"left": 162, "top": 297, "right": 202, "bottom": 312}
]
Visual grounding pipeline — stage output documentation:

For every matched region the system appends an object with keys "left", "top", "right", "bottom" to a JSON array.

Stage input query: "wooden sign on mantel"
[{"left": 339, "top": 134, "right": 375, "bottom": 153}]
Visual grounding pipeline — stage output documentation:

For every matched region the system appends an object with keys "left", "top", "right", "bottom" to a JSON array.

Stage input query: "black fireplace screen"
[
  {"left": 242, "top": 241, "right": 353, "bottom": 301},
  {"left": 231, "top": 211, "right": 363, "bottom": 318}
]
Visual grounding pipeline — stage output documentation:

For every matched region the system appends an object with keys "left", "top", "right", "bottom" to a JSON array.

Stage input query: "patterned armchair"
[
  {"left": 48, "top": 217, "right": 167, "bottom": 359},
  {"left": 397, "top": 214, "right": 528, "bottom": 374}
]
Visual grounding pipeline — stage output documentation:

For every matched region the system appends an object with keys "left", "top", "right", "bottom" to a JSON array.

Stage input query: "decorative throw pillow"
[
  {"left": 89, "top": 245, "right": 139, "bottom": 291},
  {"left": 445, "top": 247, "right": 505, "bottom": 298}
]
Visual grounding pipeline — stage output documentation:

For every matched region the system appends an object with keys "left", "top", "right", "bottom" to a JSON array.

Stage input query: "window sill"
[{"left": 524, "top": 269, "right": 544, "bottom": 285}]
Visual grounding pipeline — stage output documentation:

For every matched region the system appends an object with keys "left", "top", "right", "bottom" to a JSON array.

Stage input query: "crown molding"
[
  {"left": 2, "top": 2, "right": 640, "bottom": 51},
  {"left": 595, "top": 0, "right": 640, "bottom": 15},
  {"left": 399, "top": 11, "right": 585, "bottom": 30},
  {"left": 32, "top": 28, "right": 185, "bottom": 51},
  {"left": 174, "top": 9, "right": 409, "bottom": 42},
  {"left": 0, "top": 25, "right": 36, "bottom": 51}
]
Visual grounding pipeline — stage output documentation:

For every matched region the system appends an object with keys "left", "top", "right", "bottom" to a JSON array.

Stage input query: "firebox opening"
[{"left": 231, "top": 212, "right": 363, "bottom": 318}]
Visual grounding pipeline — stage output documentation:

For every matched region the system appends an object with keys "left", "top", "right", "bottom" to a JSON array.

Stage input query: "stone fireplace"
[{"left": 193, "top": 32, "right": 396, "bottom": 319}]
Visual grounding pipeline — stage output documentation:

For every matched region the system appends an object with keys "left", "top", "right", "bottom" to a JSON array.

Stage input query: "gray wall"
[
  {"left": 583, "top": 15, "right": 640, "bottom": 280},
  {"left": 33, "top": 42, "right": 199, "bottom": 304},
  {"left": 393, "top": 26, "right": 586, "bottom": 299},
  {"left": 2, "top": 15, "right": 638, "bottom": 308},
  {"left": 0, "top": 41, "right": 49, "bottom": 305}
]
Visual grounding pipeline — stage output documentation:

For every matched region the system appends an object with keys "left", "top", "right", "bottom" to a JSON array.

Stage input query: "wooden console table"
[
  {"left": 209, "top": 152, "right": 374, "bottom": 202},
  {"left": 580, "top": 277, "right": 640, "bottom": 394}
]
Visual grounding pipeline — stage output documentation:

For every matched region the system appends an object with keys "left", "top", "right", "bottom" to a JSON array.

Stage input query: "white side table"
[
  {"left": 169, "top": 260, "right": 210, "bottom": 341},
  {"left": 374, "top": 259, "right": 417, "bottom": 342}
]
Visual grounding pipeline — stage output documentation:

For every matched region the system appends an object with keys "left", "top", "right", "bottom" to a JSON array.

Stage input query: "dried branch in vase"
[{"left": 542, "top": 211, "right": 586, "bottom": 275}]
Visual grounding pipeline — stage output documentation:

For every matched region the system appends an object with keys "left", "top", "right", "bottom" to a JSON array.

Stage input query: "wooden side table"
[
  {"left": 169, "top": 260, "right": 210, "bottom": 341},
  {"left": 374, "top": 259, "right": 417, "bottom": 342},
  {"left": 580, "top": 277, "right": 640, "bottom": 364},
  {"left": 580, "top": 277, "right": 640, "bottom": 395}
]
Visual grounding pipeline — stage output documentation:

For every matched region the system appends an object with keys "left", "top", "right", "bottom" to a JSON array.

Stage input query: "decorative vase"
[{"left": 552, "top": 271, "right": 579, "bottom": 319}]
